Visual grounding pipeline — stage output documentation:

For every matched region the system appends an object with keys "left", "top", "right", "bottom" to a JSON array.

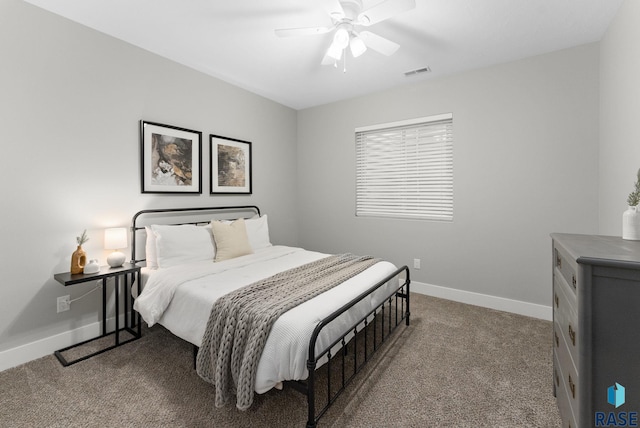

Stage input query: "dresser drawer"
[
  {"left": 553, "top": 256, "right": 577, "bottom": 311},
  {"left": 554, "top": 320, "right": 579, "bottom": 426},
  {"left": 554, "top": 353, "right": 578, "bottom": 428},
  {"left": 553, "top": 276, "right": 579, "bottom": 367},
  {"left": 554, "top": 246, "right": 578, "bottom": 296}
]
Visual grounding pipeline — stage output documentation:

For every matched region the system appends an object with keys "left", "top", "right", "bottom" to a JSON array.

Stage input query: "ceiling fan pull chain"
[{"left": 343, "top": 50, "right": 347, "bottom": 73}]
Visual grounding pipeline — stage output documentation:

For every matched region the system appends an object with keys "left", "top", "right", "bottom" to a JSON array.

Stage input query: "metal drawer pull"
[
  {"left": 568, "top": 375, "right": 576, "bottom": 399},
  {"left": 568, "top": 324, "right": 576, "bottom": 346},
  {"left": 555, "top": 293, "right": 559, "bottom": 308},
  {"left": 572, "top": 275, "right": 577, "bottom": 289}
]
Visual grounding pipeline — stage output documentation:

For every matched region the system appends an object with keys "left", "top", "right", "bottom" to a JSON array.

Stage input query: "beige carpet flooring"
[{"left": 0, "top": 293, "right": 561, "bottom": 427}]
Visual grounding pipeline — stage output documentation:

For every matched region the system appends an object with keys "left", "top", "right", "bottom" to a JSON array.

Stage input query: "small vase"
[
  {"left": 70, "top": 245, "right": 87, "bottom": 274},
  {"left": 622, "top": 206, "right": 640, "bottom": 240}
]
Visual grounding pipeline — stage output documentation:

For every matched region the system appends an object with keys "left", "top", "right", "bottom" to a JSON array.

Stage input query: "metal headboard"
[{"left": 130, "top": 205, "right": 261, "bottom": 266}]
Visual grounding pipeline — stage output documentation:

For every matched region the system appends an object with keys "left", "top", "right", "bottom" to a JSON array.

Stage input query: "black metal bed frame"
[
  {"left": 293, "top": 265, "right": 410, "bottom": 428},
  {"left": 131, "top": 206, "right": 410, "bottom": 428},
  {"left": 130, "top": 205, "right": 261, "bottom": 265}
]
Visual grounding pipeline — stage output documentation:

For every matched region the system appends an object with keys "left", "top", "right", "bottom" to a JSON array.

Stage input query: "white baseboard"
[
  {"left": 1, "top": 283, "right": 552, "bottom": 373},
  {"left": 0, "top": 315, "right": 128, "bottom": 372},
  {"left": 410, "top": 281, "right": 552, "bottom": 321}
]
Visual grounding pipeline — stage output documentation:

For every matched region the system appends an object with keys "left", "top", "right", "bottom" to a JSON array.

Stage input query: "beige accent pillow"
[{"left": 211, "top": 218, "right": 253, "bottom": 262}]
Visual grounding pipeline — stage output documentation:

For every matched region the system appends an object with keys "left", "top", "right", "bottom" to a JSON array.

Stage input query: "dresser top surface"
[{"left": 551, "top": 233, "right": 640, "bottom": 267}]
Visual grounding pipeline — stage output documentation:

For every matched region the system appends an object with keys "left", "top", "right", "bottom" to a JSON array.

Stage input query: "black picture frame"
[
  {"left": 140, "top": 121, "right": 202, "bottom": 194},
  {"left": 210, "top": 134, "right": 252, "bottom": 195}
]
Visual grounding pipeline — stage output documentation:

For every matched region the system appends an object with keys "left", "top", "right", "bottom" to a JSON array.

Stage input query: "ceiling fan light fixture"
[
  {"left": 333, "top": 27, "right": 350, "bottom": 50},
  {"left": 350, "top": 34, "right": 367, "bottom": 57},
  {"left": 326, "top": 42, "right": 343, "bottom": 61},
  {"left": 275, "top": 0, "right": 416, "bottom": 67}
]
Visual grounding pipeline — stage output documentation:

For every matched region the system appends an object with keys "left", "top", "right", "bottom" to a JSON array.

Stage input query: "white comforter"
[{"left": 134, "top": 245, "right": 398, "bottom": 394}]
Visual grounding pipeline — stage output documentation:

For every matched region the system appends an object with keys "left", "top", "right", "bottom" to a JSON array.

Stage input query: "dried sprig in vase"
[
  {"left": 623, "top": 169, "right": 640, "bottom": 240},
  {"left": 70, "top": 230, "right": 89, "bottom": 274}
]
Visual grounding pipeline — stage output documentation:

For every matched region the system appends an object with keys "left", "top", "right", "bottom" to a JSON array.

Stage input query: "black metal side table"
[{"left": 53, "top": 263, "right": 142, "bottom": 366}]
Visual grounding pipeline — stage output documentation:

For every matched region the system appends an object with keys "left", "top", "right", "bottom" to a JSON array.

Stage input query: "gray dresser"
[{"left": 551, "top": 233, "right": 640, "bottom": 428}]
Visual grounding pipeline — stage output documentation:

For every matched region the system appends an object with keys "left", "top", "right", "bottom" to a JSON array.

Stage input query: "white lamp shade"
[
  {"left": 326, "top": 42, "right": 343, "bottom": 61},
  {"left": 350, "top": 35, "right": 367, "bottom": 58},
  {"left": 104, "top": 228, "right": 127, "bottom": 250},
  {"left": 333, "top": 28, "right": 350, "bottom": 50}
]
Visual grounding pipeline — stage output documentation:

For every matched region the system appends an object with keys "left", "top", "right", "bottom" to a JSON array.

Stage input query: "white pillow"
[
  {"left": 151, "top": 224, "right": 215, "bottom": 268},
  {"left": 244, "top": 215, "right": 272, "bottom": 251},
  {"left": 144, "top": 226, "right": 158, "bottom": 269},
  {"left": 211, "top": 218, "right": 253, "bottom": 262}
]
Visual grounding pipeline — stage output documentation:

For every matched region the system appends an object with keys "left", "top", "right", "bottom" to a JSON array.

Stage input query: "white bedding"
[{"left": 134, "top": 245, "right": 398, "bottom": 394}]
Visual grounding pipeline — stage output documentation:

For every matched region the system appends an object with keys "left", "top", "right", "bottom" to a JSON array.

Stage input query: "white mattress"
[{"left": 134, "top": 245, "right": 398, "bottom": 394}]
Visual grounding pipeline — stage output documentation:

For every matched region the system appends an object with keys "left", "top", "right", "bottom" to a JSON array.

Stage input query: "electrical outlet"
[
  {"left": 413, "top": 258, "right": 421, "bottom": 269},
  {"left": 57, "top": 295, "right": 70, "bottom": 313}
]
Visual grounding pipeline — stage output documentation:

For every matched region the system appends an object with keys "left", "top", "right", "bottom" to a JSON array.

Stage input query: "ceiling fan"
[{"left": 275, "top": 0, "right": 416, "bottom": 67}]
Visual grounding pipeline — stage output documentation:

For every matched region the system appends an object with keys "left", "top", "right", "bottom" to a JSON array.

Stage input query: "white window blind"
[{"left": 356, "top": 113, "right": 453, "bottom": 221}]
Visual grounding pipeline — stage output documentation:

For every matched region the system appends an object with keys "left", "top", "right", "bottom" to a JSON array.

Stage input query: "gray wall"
[
  {"left": 4, "top": 0, "right": 637, "bottom": 369},
  {"left": 297, "top": 44, "right": 600, "bottom": 308},
  {"left": 599, "top": 0, "right": 640, "bottom": 234},
  {"left": 0, "top": 0, "right": 297, "bottom": 356}
]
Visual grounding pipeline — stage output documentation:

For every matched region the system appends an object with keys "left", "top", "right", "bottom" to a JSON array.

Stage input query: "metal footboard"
[{"left": 287, "top": 265, "right": 411, "bottom": 428}]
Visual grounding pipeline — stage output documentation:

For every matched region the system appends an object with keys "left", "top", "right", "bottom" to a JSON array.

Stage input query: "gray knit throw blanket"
[{"left": 195, "top": 253, "right": 380, "bottom": 410}]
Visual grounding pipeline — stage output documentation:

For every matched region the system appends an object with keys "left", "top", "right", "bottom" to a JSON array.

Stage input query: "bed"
[{"left": 131, "top": 206, "right": 410, "bottom": 427}]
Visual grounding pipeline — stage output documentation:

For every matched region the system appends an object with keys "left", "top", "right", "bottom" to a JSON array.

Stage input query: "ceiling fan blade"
[
  {"left": 325, "top": 0, "right": 345, "bottom": 20},
  {"left": 359, "top": 31, "right": 400, "bottom": 56},
  {"left": 357, "top": 0, "right": 416, "bottom": 26},
  {"left": 275, "top": 26, "right": 334, "bottom": 37}
]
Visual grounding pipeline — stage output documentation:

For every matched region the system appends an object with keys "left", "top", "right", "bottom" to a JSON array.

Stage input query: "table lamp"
[{"left": 105, "top": 227, "right": 127, "bottom": 267}]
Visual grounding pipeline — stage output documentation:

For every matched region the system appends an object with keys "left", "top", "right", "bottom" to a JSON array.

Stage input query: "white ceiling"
[{"left": 24, "top": 0, "right": 623, "bottom": 110}]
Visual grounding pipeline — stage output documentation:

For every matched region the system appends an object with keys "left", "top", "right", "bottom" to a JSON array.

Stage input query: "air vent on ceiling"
[{"left": 404, "top": 66, "right": 431, "bottom": 77}]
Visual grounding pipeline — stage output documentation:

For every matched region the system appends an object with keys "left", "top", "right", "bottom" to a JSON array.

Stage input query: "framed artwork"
[
  {"left": 210, "top": 134, "right": 252, "bottom": 195},
  {"left": 140, "top": 121, "right": 202, "bottom": 194}
]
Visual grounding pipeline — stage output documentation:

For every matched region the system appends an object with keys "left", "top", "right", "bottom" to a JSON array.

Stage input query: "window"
[{"left": 355, "top": 113, "right": 453, "bottom": 221}]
